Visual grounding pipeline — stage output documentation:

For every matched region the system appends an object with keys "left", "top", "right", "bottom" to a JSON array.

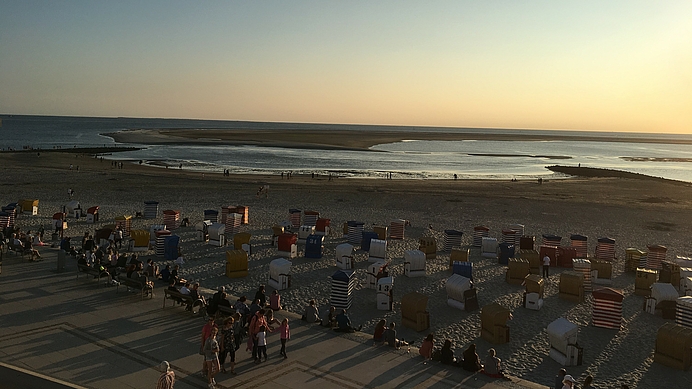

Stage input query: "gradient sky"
[{"left": 1, "top": 1, "right": 691, "bottom": 133}]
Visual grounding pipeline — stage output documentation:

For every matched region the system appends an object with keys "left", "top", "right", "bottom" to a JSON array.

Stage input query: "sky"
[{"left": 1, "top": 1, "right": 691, "bottom": 133}]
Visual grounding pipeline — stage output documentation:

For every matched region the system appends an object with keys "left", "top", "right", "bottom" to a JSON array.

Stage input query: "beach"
[{"left": 3, "top": 149, "right": 692, "bottom": 388}]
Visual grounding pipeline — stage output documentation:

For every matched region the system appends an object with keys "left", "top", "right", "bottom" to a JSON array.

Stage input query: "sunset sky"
[{"left": 1, "top": 1, "right": 691, "bottom": 133}]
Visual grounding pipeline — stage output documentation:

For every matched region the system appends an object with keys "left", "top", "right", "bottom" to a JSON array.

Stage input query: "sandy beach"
[{"left": 3, "top": 149, "right": 692, "bottom": 388}]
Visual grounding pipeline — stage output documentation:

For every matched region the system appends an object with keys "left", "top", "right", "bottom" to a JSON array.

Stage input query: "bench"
[
  {"left": 163, "top": 289, "right": 205, "bottom": 316},
  {"left": 7, "top": 242, "right": 29, "bottom": 257},
  {"left": 77, "top": 263, "right": 109, "bottom": 286},
  {"left": 216, "top": 304, "right": 236, "bottom": 318},
  {"left": 117, "top": 276, "right": 153, "bottom": 299}
]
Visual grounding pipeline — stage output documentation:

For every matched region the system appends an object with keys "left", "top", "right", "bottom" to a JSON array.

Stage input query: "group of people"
[
  {"left": 302, "top": 301, "right": 363, "bottom": 333},
  {"left": 197, "top": 287, "right": 291, "bottom": 389},
  {"left": 300, "top": 303, "right": 509, "bottom": 381},
  {"left": 554, "top": 369, "right": 615, "bottom": 389},
  {"left": 155, "top": 292, "right": 626, "bottom": 389},
  {"left": 374, "top": 321, "right": 509, "bottom": 380},
  {"left": 3, "top": 227, "right": 44, "bottom": 261},
  {"left": 373, "top": 320, "right": 408, "bottom": 348},
  {"left": 67, "top": 231, "right": 186, "bottom": 293}
]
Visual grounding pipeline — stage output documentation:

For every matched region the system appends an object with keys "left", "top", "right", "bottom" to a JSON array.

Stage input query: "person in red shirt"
[
  {"left": 248, "top": 309, "right": 268, "bottom": 363},
  {"left": 419, "top": 333, "right": 434, "bottom": 361},
  {"left": 279, "top": 318, "right": 290, "bottom": 358}
]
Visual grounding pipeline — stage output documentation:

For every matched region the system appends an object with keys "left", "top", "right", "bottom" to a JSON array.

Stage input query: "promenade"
[{"left": 0, "top": 248, "right": 547, "bottom": 389}]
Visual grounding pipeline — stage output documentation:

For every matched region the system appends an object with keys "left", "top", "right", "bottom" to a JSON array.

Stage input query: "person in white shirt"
[
  {"left": 543, "top": 255, "right": 551, "bottom": 278},
  {"left": 256, "top": 325, "right": 268, "bottom": 362},
  {"left": 562, "top": 374, "right": 575, "bottom": 389}
]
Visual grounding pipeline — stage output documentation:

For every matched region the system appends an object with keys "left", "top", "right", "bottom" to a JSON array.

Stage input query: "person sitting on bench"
[
  {"left": 167, "top": 279, "right": 183, "bottom": 305},
  {"left": 159, "top": 265, "right": 172, "bottom": 283}
]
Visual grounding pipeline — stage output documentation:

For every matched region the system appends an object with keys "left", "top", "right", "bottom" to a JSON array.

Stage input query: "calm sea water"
[{"left": 3, "top": 115, "right": 692, "bottom": 181}]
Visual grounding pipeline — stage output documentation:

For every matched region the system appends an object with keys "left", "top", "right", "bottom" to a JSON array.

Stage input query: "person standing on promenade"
[
  {"left": 200, "top": 317, "right": 217, "bottom": 378},
  {"left": 256, "top": 325, "right": 268, "bottom": 363},
  {"left": 156, "top": 361, "right": 175, "bottom": 389},
  {"left": 219, "top": 317, "right": 237, "bottom": 375},
  {"left": 543, "top": 254, "right": 551, "bottom": 278},
  {"left": 248, "top": 309, "right": 268, "bottom": 363},
  {"left": 203, "top": 327, "right": 220, "bottom": 388},
  {"left": 279, "top": 318, "right": 290, "bottom": 358}
]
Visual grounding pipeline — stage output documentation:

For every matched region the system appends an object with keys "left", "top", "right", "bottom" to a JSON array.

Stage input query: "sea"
[{"left": 3, "top": 114, "right": 692, "bottom": 182}]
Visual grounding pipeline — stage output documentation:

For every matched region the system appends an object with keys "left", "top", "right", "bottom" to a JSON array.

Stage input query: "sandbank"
[{"left": 105, "top": 128, "right": 692, "bottom": 151}]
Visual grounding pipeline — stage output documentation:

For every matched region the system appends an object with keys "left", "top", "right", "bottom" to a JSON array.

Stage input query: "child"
[
  {"left": 257, "top": 325, "right": 268, "bottom": 362},
  {"left": 279, "top": 318, "right": 290, "bottom": 358}
]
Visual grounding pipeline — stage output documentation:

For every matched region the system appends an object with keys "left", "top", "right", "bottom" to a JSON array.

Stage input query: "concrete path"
[{"left": 0, "top": 249, "right": 548, "bottom": 389}]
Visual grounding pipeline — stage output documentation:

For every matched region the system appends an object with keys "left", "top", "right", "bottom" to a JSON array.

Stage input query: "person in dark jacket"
[
  {"left": 462, "top": 343, "right": 483, "bottom": 372},
  {"left": 254, "top": 285, "right": 267, "bottom": 307}
]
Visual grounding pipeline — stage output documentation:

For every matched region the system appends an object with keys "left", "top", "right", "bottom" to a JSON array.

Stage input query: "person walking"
[
  {"left": 200, "top": 317, "right": 217, "bottom": 378},
  {"left": 204, "top": 327, "right": 221, "bottom": 388},
  {"left": 156, "top": 361, "right": 175, "bottom": 389},
  {"left": 279, "top": 318, "right": 290, "bottom": 358},
  {"left": 543, "top": 254, "right": 551, "bottom": 278},
  {"left": 219, "top": 317, "right": 237, "bottom": 375}
]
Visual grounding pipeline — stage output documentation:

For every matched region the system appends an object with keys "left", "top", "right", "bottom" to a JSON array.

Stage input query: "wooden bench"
[
  {"left": 117, "top": 276, "right": 153, "bottom": 299},
  {"left": 163, "top": 289, "right": 205, "bottom": 316},
  {"left": 77, "top": 263, "right": 109, "bottom": 286}
]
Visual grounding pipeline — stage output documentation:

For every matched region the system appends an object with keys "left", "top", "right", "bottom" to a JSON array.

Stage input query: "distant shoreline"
[{"left": 105, "top": 128, "right": 692, "bottom": 151}]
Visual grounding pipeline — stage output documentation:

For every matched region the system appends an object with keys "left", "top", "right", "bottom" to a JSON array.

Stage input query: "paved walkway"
[{"left": 0, "top": 249, "right": 548, "bottom": 389}]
